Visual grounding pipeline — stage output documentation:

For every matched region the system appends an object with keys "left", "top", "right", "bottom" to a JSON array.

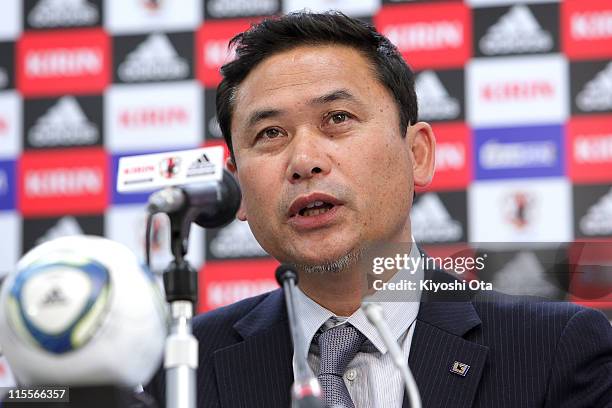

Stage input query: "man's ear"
[
  {"left": 407, "top": 122, "right": 436, "bottom": 188},
  {"left": 226, "top": 157, "right": 248, "bottom": 221}
]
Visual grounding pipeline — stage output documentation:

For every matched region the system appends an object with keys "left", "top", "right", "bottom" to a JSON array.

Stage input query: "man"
[{"left": 146, "top": 12, "right": 612, "bottom": 408}]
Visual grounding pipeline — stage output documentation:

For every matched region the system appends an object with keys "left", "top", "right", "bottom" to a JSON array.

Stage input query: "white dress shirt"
[{"left": 292, "top": 242, "right": 422, "bottom": 408}]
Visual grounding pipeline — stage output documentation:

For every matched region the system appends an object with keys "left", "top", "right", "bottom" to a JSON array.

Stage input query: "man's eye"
[
  {"left": 329, "top": 112, "right": 350, "bottom": 125},
  {"left": 258, "top": 128, "right": 282, "bottom": 140}
]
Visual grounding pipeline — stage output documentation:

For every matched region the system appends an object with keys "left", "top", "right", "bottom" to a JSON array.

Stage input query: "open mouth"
[
  {"left": 288, "top": 194, "right": 342, "bottom": 220},
  {"left": 297, "top": 200, "right": 335, "bottom": 217}
]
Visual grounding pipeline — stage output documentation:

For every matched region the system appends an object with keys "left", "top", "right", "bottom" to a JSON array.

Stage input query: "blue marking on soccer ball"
[{"left": 8, "top": 258, "right": 111, "bottom": 354}]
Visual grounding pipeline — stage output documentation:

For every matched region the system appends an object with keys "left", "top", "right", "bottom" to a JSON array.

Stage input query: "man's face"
[{"left": 229, "top": 45, "right": 416, "bottom": 267}]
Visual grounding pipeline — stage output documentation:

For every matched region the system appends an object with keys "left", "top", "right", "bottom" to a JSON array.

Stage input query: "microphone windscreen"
[
  {"left": 194, "top": 169, "right": 241, "bottom": 228},
  {"left": 275, "top": 264, "right": 298, "bottom": 286}
]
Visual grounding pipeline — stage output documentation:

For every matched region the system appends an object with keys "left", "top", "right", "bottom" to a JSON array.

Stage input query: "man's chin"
[{"left": 288, "top": 247, "right": 364, "bottom": 274}]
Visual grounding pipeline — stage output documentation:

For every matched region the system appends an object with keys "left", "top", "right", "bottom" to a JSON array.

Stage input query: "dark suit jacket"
[{"left": 146, "top": 269, "right": 612, "bottom": 408}]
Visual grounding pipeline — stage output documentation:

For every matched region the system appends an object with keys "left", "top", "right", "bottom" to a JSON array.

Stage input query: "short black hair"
[{"left": 216, "top": 11, "right": 418, "bottom": 161}]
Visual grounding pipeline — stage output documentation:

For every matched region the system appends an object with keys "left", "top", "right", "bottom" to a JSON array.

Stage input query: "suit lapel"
[
  {"left": 213, "top": 290, "right": 294, "bottom": 408},
  {"left": 400, "top": 263, "right": 490, "bottom": 408},
  {"left": 403, "top": 301, "right": 489, "bottom": 408}
]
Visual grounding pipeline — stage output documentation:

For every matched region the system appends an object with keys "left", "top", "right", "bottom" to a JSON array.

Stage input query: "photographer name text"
[{"left": 373, "top": 279, "right": 493, "bottom": 292}]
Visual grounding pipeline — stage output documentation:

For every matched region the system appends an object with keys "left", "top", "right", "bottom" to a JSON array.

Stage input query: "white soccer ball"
[{"left": 0, "top": 236, "right": 168, "bottom": 386}]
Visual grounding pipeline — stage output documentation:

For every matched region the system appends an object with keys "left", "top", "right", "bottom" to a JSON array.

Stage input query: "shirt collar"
[
  {"left": 293, "top": 285, "right": 335, "bottom": 363},
  {"left": 293, "top": 239, "right": 422, "bottom": 362}
]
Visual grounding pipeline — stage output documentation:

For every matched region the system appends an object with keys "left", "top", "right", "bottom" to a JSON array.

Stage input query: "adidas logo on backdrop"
[
  {"left": 411, "top": 193, "right": 463, "bottom": 243},
  {"left": 576, "top": 62, "right": 612, "bottom": 112},
  {"left": 415, "top": 71, "right": 460, "bottom": 121},
  {"left": 28, "top": 97, "right": 98, "bottom": 147},
  {"left": 492, "top": 252, "right": 560, "bottom": 298},
  {"left": 208, "top": 220, "right": 268, "bottom": 259},
  {"left": 118, "top": 33, "right": 189, "bottom": 82},
  {"left": 580, "top": 188, "right": 612, "bottom": 236},
  {"left": 35, "top": 216, "right": 84, "bottom": 246},
  {"left": 28, "top": 0, "right": 99, "bottom": 28},
  {"left": 479, "top": 5, "right": 553, "bottom": 55}
]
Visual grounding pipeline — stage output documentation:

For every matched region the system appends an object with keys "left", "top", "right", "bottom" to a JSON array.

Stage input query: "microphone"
[
  {"left": 275, "top": 265, "right": 325, "bottom": 408},
  {"left": 362, "top": 303, "right": 422, "bottom": 408},
  {"left": 147, "top": 168, "right": 241, "bottom": 229},
  {"left": 119, "top": 147, "right": 241, "bottom": 408}
]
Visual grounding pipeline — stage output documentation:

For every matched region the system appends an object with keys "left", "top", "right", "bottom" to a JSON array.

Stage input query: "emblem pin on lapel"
[{"left": 450, "top": 361, "right": 470, "bottom": 377}]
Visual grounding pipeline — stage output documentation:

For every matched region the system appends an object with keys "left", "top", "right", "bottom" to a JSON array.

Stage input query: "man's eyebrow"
[
  {"left": 308, "top": 89, "right": 360, "bottom": 106},
  {"left": 246, "top": 109, "right": 284, "bottom": 128}
]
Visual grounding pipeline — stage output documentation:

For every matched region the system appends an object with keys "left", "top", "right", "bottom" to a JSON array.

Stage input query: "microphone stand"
[
  {"left": 162, "top": 211, "right": 199, "bottom": 408},
  {"left": 362, "top": 303, "right": 422, "bottom": 408},
  {"left": 275, "top": 266, "right": 325, "bottom": 408},
  {"left": 149, "top": 171, "right": 241, "bottom": 408}
]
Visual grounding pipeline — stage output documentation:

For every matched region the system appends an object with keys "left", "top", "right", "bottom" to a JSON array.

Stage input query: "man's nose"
[{"left": 285, "top": 131, "right": 332, "bottom": 183}]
